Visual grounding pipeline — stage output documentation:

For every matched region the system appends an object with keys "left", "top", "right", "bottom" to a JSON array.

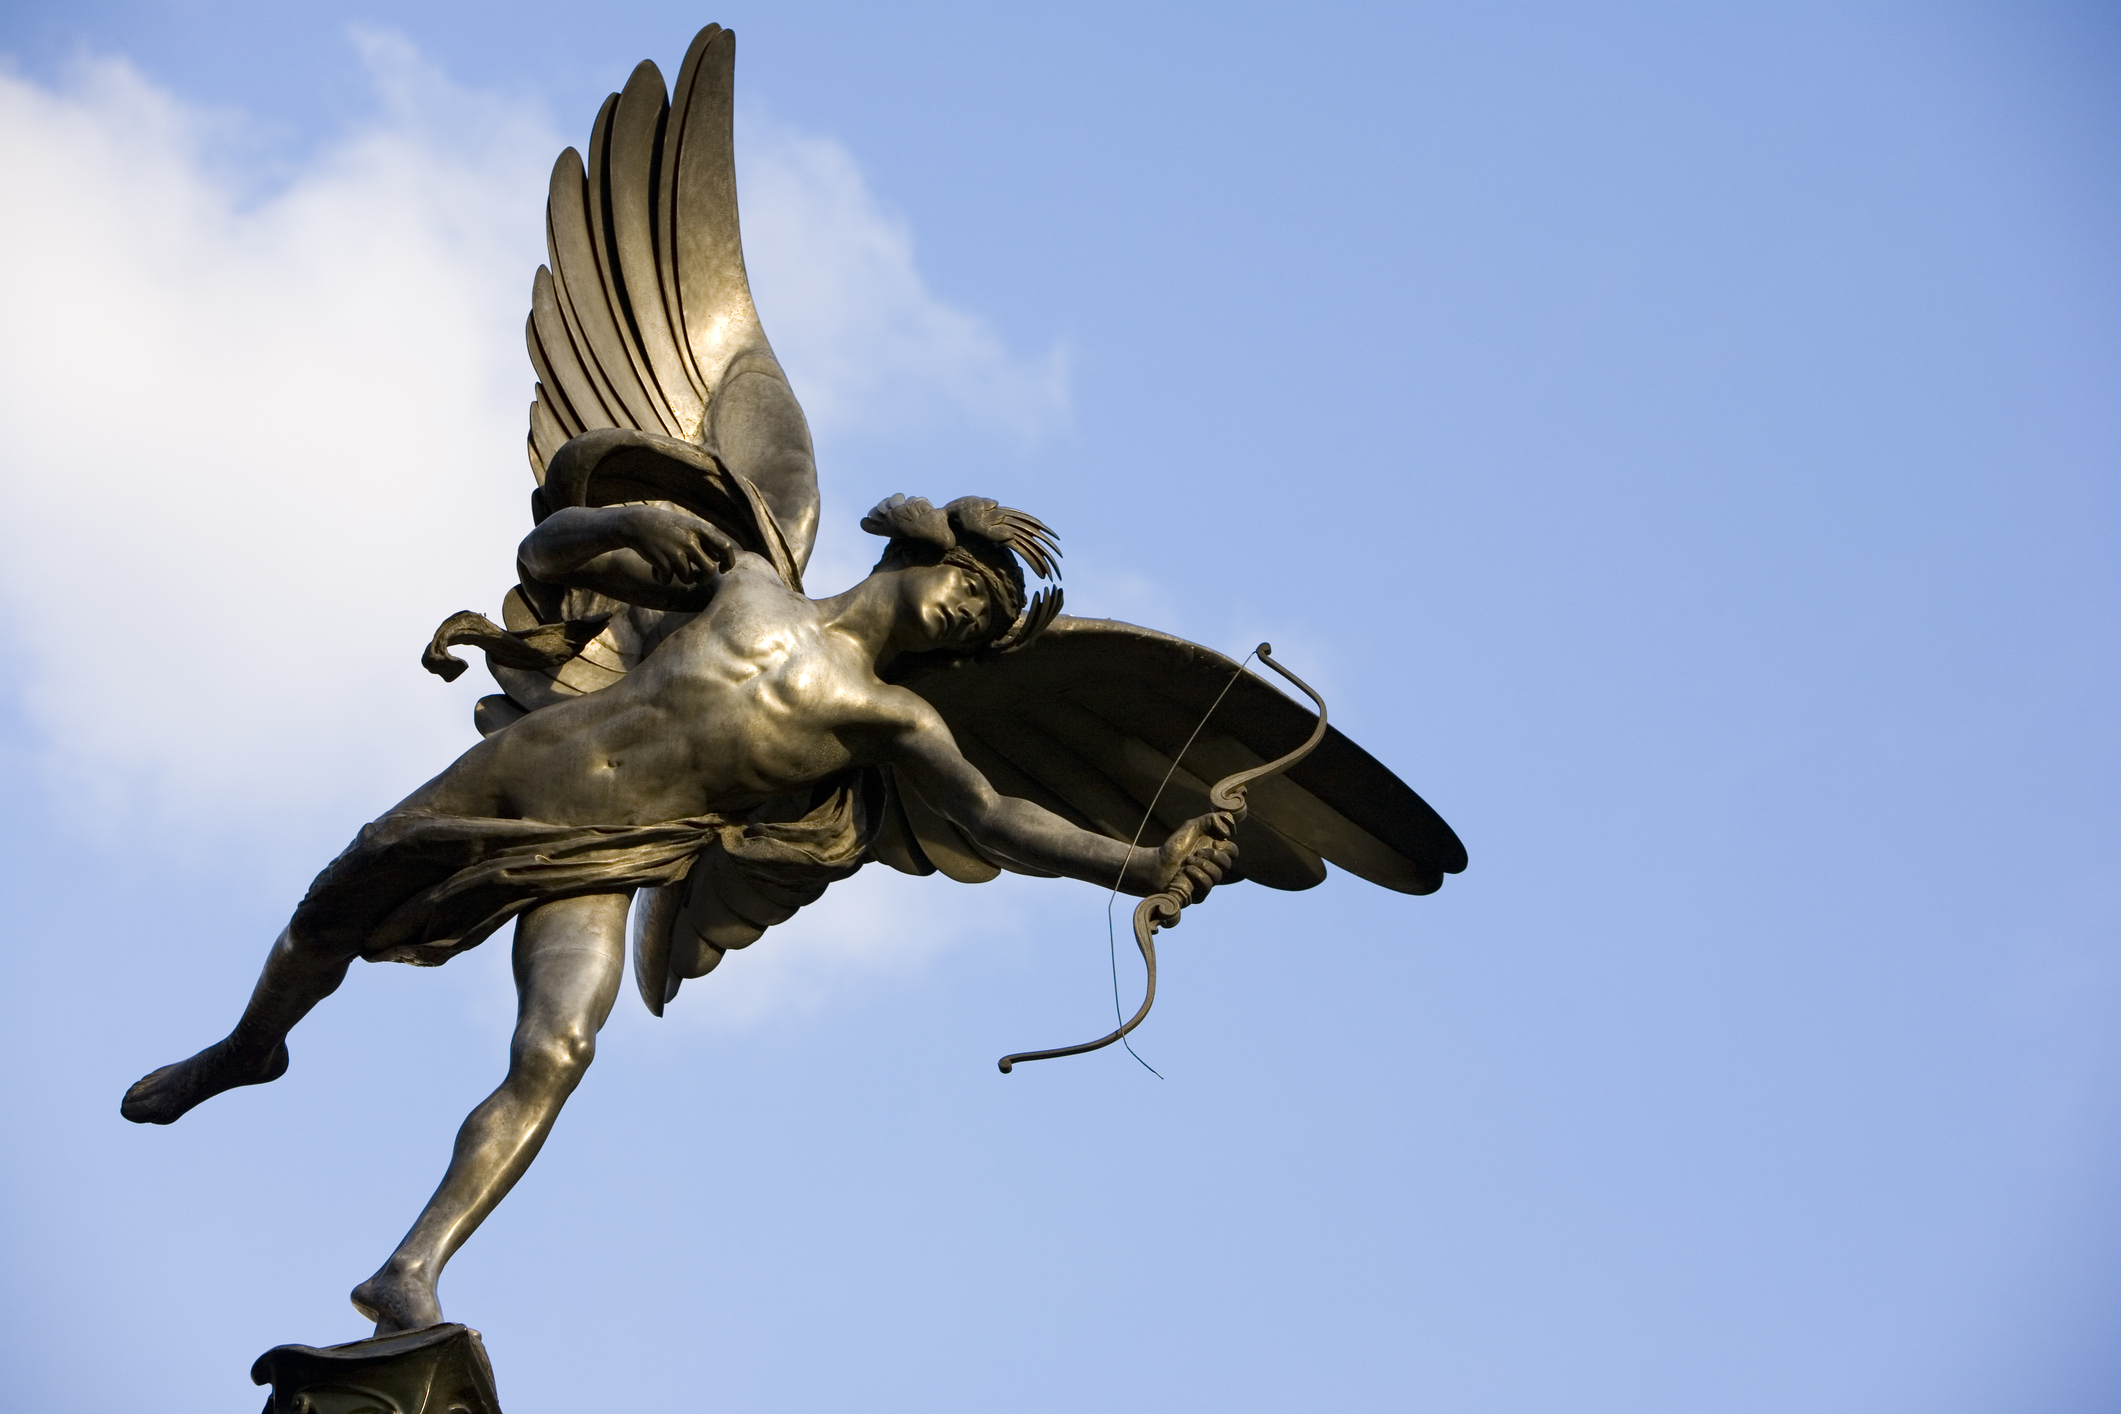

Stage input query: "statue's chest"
[
  {"left": 660, "top": 598, "right": 854, "bottom": 732},
  {"left": 683, "top": 648, "right": 861, "bottom": 791}
]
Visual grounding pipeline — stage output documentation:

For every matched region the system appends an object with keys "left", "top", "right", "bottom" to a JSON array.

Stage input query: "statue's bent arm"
[
  {"left": 877, "top": 694, "right": 1236, "bottom": 900},
  {"left": 518, "top": 502, "right": 738, "bottom": 609}
]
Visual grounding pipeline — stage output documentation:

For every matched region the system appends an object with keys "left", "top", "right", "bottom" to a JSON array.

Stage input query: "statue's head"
[{"left": 862, "top": 494, "right": 1063, "bottom": 654}]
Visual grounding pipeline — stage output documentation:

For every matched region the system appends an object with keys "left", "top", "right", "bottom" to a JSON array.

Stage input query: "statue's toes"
[{"left": 119, "top": 1065, "right": 183, "bottom": 1125}]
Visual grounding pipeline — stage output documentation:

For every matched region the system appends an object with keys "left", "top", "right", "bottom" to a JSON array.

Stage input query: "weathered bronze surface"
[{"left": 119, "top": 21, "right": 1466, "bottom": 1352}]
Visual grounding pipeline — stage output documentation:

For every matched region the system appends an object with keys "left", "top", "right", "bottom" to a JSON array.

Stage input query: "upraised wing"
[
  {"left": 524, "top": 23, "right": 820, "bottom": 570},
  {"left": 879, "top": 618, "right": 1467, "bottom": 895}
]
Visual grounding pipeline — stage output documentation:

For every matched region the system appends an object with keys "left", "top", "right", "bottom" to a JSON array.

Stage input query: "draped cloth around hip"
[{"left": 291, "top": 776, "right": 875, "bottom": 968}]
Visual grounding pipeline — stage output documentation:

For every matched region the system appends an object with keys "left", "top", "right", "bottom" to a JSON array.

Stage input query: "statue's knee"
[{"left": 517, "top": 1025, "right": 596, "bottom": 1083}]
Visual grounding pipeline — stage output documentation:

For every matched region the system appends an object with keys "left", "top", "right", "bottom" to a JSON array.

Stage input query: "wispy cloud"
[
  {"left": 0, "top": 35, "right": 1068, "bottom": 858},
  {"left": 739, "top": 113, "right": 1070, "bottom": 445}
]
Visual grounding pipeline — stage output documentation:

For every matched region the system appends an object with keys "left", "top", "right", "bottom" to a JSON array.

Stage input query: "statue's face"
[{"left": 900, "top": 563, "right": 998, "bottom": 651}]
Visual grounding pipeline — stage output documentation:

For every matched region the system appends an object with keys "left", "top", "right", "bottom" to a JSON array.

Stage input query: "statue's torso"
[{"left": 457, "top": 556, "right": 884, "bottom": 826}]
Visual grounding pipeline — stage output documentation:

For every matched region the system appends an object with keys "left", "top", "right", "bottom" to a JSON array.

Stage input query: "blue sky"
[{"left": 0, "top": 4, "right": 2115, "bottom": 1411}]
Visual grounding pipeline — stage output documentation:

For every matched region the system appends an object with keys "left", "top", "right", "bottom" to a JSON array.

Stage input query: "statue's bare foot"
[
  {"left": 352, "top": 1266, "right": 444, "bottom": 1336},
  {"left": 119, "top": 1039, "right": 289, "bottom": 1125}
]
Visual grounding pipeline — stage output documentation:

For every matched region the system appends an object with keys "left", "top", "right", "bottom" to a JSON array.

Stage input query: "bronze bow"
[{"left": 998, "top": 643, "right": 1332, "bottom": 1073}]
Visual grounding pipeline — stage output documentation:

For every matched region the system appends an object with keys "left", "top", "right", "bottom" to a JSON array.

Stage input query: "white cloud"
[
  {"left": 738, "top": 113, "right": 1070, "bottom": 445},
  {"left": 0, "top": 35, "right": 1069, "bottom": 867}
]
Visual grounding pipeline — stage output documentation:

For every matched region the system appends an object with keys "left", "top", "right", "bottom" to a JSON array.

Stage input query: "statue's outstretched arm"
[
  {"left": 519, "top": 503, "right": 737, "bottom": 610},
  {"left": 884, "top": 699, "right": 1237, "bottom": 904}
]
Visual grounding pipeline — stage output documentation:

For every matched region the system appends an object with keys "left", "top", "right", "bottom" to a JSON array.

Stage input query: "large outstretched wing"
[
  {"left": 880, "top": 618, "right": 1467, "bottom": 895},
  {"left": 524, "top": 23, "right": 820, "bottom": 570}
]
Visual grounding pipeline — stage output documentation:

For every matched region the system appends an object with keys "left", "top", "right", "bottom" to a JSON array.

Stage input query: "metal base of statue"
[{"left": 252, "top": 1323, "right": 501, "bottom": 1414}]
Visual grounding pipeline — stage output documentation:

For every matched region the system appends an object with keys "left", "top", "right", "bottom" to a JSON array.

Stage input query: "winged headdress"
[{"left": 433, "top": 24, "right": 1465, "bottom": 1016}]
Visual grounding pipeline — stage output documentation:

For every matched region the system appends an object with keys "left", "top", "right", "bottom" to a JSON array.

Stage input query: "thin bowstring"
[{"left": 1104, "top": 649, "right": 1258, "bottom": 1077}]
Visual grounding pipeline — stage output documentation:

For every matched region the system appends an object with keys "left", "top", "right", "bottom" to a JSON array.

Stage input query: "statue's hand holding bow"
[{"left": 1153, "top": 811, "right": 1240, "bottom": 912}]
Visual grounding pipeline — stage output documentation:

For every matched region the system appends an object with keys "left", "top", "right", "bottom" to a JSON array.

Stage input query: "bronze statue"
[{"left": 120, "top": 23, "right": 1466, "bottom": 1349}]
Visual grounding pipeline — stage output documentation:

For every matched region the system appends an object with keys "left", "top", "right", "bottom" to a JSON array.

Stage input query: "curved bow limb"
[
  {"left": 997, "top": 643, "right": 1331, "bottom": 1074},
  {"left": 997, "top": 893, "right": 1178, "bottom": 1073}
]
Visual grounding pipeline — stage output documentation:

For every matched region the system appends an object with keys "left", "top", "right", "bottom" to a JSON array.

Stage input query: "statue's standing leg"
[{"left": 351, "top": 891, "right": 630, "bottom": 1335}]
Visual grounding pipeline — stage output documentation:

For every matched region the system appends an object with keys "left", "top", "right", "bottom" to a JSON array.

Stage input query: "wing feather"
[
  {"left": 526, "top": 320, "right": 585, "bottom": 440},
  {"left": 655, "top": 28, "right": 717, "bottom": 399},
  {"left": 530, "top": 264, "right": 613, "bottom": 433},
  {"left": 527, "top": 388, "right": 569, "bottom": 479},
  {"left": 668, "top": 30, "right": 755, "bottom": 407},
  {"left": 609, "top": 61, "right": 706, "bottom": 437},
  {"left": 548, "top": 143, "right": 669, "bottom": 436}
]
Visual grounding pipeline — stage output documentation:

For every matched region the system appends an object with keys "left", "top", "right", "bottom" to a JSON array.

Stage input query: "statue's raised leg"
[
  {"left": 352, "top": 891, "right": 630, "bottom": 1335},
  {"left": 120, "top": 925, "right": 354, "bottom": 1124}
]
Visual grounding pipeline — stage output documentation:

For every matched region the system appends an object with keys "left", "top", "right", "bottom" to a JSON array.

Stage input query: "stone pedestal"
[{"left": 251, "top": 1322, "right": 501, "bottom": 1414}]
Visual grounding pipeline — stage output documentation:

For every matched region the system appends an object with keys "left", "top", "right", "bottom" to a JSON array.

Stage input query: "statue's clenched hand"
[
  {"left": 619, "top": 506, "right": 737, "bottom": 585},
  {"left": 1154, "top": 811, "right": 1240, "bottom": 909}
]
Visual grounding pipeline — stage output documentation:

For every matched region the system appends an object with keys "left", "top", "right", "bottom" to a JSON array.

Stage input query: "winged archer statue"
[{"left": 119, "top": 23, "right": 1466, "bottom": 1339}]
